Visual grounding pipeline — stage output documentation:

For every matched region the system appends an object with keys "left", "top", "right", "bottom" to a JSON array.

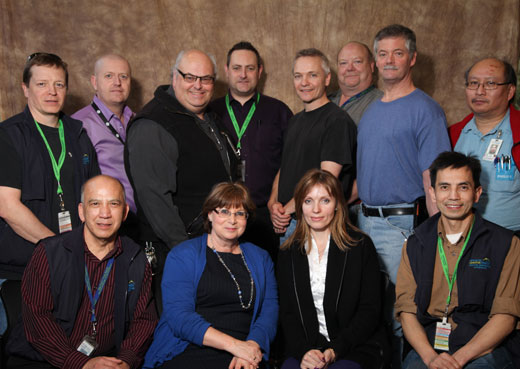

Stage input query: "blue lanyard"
[
  {"left": 85, "top": 257, "right": 115, "bottom": 324},
  {"left": 340, "top": 85, "right": 375, "bottom": 109}
]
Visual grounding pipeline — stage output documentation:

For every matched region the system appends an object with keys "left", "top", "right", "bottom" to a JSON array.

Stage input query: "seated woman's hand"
[
  {"left": 300, "top": 349, "right": 327, "bottom": 369},
  {"left": 228, "top": 339, "right": 262, "bottom": 366},
  {"left": 228, "top": 356, "right": 257, "bottom": 369}
]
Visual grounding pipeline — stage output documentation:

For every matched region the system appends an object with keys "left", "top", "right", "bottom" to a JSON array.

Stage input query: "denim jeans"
[
  {"left": 279, "top": 218, "right": 297, "bottom": 246},
  {"left": 403, "top": 347, "right": 514, "bottom": 369},
  {"left": 357, "top": 203, "right": 415, "bottom": 369}
]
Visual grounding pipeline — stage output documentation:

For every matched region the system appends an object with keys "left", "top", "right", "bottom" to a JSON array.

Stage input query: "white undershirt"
[
  {"left": 446, "top": 232, "right": 463, "bottom": 244},
  {"left": 306, "top": 234, "right": 331, "bottom": 341}
]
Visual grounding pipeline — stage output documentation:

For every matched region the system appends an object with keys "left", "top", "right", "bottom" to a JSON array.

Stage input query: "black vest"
[
  {"left": 125, "top": 85, "right": 234, "bottom": 243},
  {"left": 7, "top": 226, "right": 146, "bottom": 361},
  {"left": 0, "top": 107, "right": 99, "bottom": 279},
  {"left": 407, "top": 212, "right": 520, "bottom": 361}
]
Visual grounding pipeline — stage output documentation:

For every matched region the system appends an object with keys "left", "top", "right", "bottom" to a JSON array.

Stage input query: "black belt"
[{"left": 361, "top": 203, "right": 415, "bottom": 217}]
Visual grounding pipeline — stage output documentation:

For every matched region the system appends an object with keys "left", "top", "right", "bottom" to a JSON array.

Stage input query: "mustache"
[{"left": 383, "top": 66, "right": 398, "bottom": 70}]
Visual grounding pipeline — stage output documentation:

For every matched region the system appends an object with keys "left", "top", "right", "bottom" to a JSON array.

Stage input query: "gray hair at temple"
[
  {"left": 374, "top": 24, "right": 417, "bottom": 56},
  {"left": 172, "top": 50, "right": 217, "bottom": 79},
  {"left": 293, "top": 48, "right": 331, "bottom": 75}
]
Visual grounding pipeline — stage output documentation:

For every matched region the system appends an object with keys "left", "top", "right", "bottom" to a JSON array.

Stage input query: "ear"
[
  {"left": 507, "top": 84, "right": 516, "bottom": 102},
  {"left": 325, "top": 72, "right": 331, "bottom": 87},
  {"left": 258, "top": 64, "right": 264, "bottom": 79},
  {"left": 224, "top": 64, "right": 230, "bottom": 80},
  {"left": 78, "top": 203, "right": 85, "bottom": 223},
  {"left": 207, "top": 211, "right": 214, "bottom": 224},
  {"left": 428, "top": 185, "right": 437, "bottom": 204},
  {"left": 122, "top": 204, "right": 129, "bottom": 222},
  {"left": 90, "top": 74, "right": 97, "bottom": 91},
  {"left": 370, "top": 61, "right": 375, "bottom": 74},
  {"left": 22, "top": 83, "right": 29, "bottom": 98},
  {"left": 409, "top": 51, "right": 417, "bottom": 68},
  {"left": 474, "top": 186, "right": 483, "bottom": 204}
]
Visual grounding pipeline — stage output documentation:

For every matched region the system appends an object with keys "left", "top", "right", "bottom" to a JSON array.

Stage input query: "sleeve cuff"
[
  {"left": 62, "top": 350, "right": 90, "bottom": 369},
  {"left": 490, "top": 297, "right": 520, "bottom": 320},
  {"left": 118, "top": 349, "right": 140, "bottom": 369}
]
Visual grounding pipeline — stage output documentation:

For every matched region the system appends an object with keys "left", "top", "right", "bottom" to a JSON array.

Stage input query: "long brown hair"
[{"left": 280, "top": 169, "right": 360, "bottom": 253}]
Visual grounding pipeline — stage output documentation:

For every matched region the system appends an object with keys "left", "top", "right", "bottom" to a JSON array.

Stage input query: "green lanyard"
[
  {"left": 437, "top": 220, "right": 474, "bottom": 311},
  {"left": 225, "top": 92, "right": 260, "bottom": 150},
  {"left": 34, "top": 119, "right": 66, "bottom": 196}
]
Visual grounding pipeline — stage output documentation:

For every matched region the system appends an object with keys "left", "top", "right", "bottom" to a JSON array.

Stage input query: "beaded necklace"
[{"left": 210, "top": 244, "right": 255, "bottom": 310}]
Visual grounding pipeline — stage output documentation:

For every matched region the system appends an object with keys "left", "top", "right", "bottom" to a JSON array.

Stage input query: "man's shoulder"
[
  {"left": 71, "top": 103, "right": 95, "bottom": 121},
  {"left": 406, "top": 89, "right": 444, "bottom": 113},
  {"left": 259, "top": 93, "right": 291, "bottom": 110},
  {"left": 0, "top": 109, "right": 30, "bottom": 129}
]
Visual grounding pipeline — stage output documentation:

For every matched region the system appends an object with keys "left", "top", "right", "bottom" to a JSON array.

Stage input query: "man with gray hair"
[
  {"left": 125, "top": 50, "right": 236, "bottom": 309},
  {"left": 268, "top": 48, "right": 356, "bottom": 242},
  {"left": 355, "top": 24, "right": 451, "bottom": 367}
]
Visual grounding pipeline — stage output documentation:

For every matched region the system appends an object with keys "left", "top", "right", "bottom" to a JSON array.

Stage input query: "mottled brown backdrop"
[{"left": 0, "top": 0, "right": 518, "bottom": 124}]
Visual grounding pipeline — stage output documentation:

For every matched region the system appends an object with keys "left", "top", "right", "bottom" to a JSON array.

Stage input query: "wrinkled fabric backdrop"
[{"left": 0, "top": 0, "right": 518, "bottom": 124}]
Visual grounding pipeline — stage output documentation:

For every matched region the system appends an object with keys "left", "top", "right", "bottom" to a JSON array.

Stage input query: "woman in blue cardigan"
[{"left": 144, "top": 182, "right": 278, "bottom": 369}]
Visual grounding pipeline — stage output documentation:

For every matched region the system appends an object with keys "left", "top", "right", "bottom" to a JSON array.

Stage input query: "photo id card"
[
  {"left": 483, "top": 138, "right": 503, "bottom": 161},
  {"left": 433, "top": 320, "right": 451, "bottom": 351},
  {"left": 58, "top": 211, "right": 73, "bottom": 234},
  {"left": 77, "top": 335, "right": 98, "bottom": 356}
]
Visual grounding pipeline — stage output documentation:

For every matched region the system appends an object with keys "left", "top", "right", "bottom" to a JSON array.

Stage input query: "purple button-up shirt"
[{"left": 72, "top": 95, "right": 136, "bottom": 212}]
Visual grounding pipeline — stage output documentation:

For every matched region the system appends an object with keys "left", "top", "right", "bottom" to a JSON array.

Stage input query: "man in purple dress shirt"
[{"left": 72, "top": 54, "right": 136, "bottom": 213}]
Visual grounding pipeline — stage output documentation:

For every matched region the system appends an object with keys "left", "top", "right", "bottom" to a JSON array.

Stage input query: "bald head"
[
  {"left": 337, "top": 41, "right": 375, "bottom": 95},
  {"left": 91, "top": 54, "right": 131, "bottom": 111},
  {"left": 81, "top": 175, "right": 126, "bottom": 204},
  {"left": 172, "top": 49, "right": 216, "bottom": 118}
]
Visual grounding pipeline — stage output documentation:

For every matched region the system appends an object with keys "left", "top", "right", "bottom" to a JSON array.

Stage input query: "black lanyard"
[{"left": 91, "top": 102, "right": 125, "bottom": 144}]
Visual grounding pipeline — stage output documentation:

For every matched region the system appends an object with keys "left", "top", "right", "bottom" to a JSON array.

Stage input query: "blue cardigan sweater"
[{"left": 143, "top": 234, "right": 278, "bottom": 368}]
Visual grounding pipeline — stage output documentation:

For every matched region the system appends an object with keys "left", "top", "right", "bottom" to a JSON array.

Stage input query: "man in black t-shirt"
[
  {"left": 0, "top": 53, "right": 99, "bottom": 287},
  {"left": 267, "top": 48, "right": 357, "bottom": 243}
]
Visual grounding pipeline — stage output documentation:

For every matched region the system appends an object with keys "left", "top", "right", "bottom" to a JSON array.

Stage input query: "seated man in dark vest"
[
  {"left": 7, "top": 175, "right": 157, "bottom": 369},
  {"left": 395, "top": 151, "right": 520, "bottom": 369}
]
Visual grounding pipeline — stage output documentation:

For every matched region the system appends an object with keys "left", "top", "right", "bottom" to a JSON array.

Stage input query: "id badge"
[
  {"left": 77, "top": 334, "right": 98, "bottom": 356},
  {"left": 433, "top": 319, "right": 451, "bottom": 351},
  {"left": 483, "top": 138, "right": 503, "bottom": 161},
  {"left": 58, "top": 211, "right": 73, "bottom": 234},
  {"left": 237, "top": 159, "right": 246, "bottom": 182}
]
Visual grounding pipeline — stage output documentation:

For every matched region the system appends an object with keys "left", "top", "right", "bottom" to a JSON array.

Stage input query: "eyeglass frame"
[
  {"left": 176, "top": 68, "right": 216, "bottom": 85},
  {"left": 465, "top": 80, "right": 512, "bottom": 90},
  {"left": 213, "top": 208, "right": 249, "bottom": 220}
]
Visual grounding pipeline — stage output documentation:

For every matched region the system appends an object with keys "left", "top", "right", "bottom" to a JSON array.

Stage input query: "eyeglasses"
[
  {"left": 27, "top": 52, "right": 63, "bottom": 62},
  {"left": 465, "top": 80, "right": 511, "bottom": 90},
  {"left": 176, "top": 69, "right": 215, "bottom": 85},
  {"left": 214, "top": 208, "right": 248, "bottom": 220}
]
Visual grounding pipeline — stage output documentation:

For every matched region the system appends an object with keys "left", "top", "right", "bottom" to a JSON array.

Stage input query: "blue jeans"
[
  {"left": 0, "top": 278, "right": 7, "bottom": 335},
  {"left": 279, "top": 218, "right": 297, "bottom": 246},
  {"left": 357, "top": 203, "right": 415, "bottom": 369},
  {"left": 403, "top": 347, "right": 514, "bottom": 369},
  {"left": 357, "top": 203, "right": 414, "bottom": 286}
]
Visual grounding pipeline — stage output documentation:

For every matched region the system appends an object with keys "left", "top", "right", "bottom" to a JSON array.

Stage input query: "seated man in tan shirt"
[{"left": 395, "top": 151, "right": 520, "bottom": 369}]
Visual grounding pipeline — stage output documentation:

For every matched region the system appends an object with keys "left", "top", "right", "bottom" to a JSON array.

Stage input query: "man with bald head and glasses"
[
  {"left": 125, "top": 50, "right": 236, "bottom": 310},
  {"left": 0, "top": 52, "right": 99, "bottom": 335},
  {"left": 450, "top": 58, "right": 519, "bottom": 232}
]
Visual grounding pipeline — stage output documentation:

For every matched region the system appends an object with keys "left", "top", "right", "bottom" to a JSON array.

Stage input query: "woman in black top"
[{"left": 277, "top": 169, "right": 388, "bottom": 369}]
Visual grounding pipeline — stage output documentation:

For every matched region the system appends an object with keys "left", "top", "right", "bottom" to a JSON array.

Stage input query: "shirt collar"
[
  {"left": 227, "top": 91, "right": 259, "bottom": 108},
  {"left": 93, "top": 95, "right": 133, "bottom": 124},
  {"left": 84, "top": 236, "right": 123, "bottom": 262},
  {"left": 437, "top": 213, "right": 475, "bottom": 246},
  {"left": 463, "top": 110, "right": 510, "bottom": 136}
]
